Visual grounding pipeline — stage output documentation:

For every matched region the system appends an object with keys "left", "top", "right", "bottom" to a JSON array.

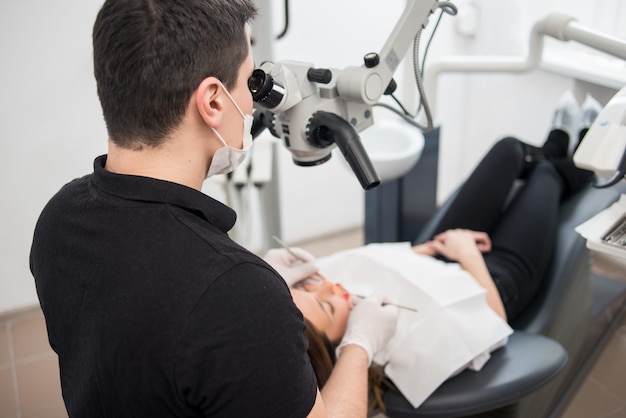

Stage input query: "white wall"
[
  {"left": 2, "top": 0, "right": 625, "bottom": 312},
  {"left": 0, "top": 1, "right": 106, "bottom": 312}
]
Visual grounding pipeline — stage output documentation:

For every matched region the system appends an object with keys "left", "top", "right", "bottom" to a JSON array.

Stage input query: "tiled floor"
[
  {"left": 295, "top": 227, "right": 626, "bottom": 418},
  {"left": 560, "top": 315, "right": 626, "bottom": 418},
  {"left": 561, "top": 252, "right": 626, "bottom": 418},
  {"left": 0, "top": 308, "right": 67, "bottom": 418}
]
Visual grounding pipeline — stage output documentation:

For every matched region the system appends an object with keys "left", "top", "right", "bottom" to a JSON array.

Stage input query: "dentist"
[{"left": 29, "top": 1, "right": 397, "bottom": 417}]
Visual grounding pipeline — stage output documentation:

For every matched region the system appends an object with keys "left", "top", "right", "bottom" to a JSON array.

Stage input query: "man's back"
[{"left": 30, "top": 157, "right": 317, "bottom": 417}]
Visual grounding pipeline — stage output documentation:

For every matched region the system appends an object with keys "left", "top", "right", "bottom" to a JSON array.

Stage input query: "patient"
[{"left": 266, "top": 91, "right": 600, "bottom": 410}]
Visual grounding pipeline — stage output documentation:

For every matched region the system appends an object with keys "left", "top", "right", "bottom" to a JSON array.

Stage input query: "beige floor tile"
[
  {"left": 0, "top": 323, "right": 11, "bottom": 367},
  {"left": 589, "top": 324, "right": 626, "bottom": 403},
  {"left": 0, "top": 366, "right": 18, "bottom": 417},
  {"left": 15, "top": 355, "right": 62, "bottom": 415},
  {"left": 606, "top": 407, "right": 626, "bottom": 417},
  {"left": 21, "top": 401, "right": 68, "bottom": 418},
  {"left": 562, "top": 377, "right": 625, "bottom": 418},
  {"left": 10, "top": 311, "right": 53, "bottom": 362},
  {"left": 295, "top": 227, "right": 364, "bottom": 257}
]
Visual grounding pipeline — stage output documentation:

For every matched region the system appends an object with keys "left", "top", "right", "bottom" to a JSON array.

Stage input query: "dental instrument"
[
  {"left": 352, "top": 294, "right": 418, "bottom": 313},
  {"left": 273, "top": 235, "right": 418, "bottom": 312}
]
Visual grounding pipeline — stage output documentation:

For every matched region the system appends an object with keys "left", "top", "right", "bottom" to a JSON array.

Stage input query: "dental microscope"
[{"left": 248, "top": 0, "right": 457, "bottom": 190}]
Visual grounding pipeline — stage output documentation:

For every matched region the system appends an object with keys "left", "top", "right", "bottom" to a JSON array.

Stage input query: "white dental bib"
[{"left": 316, "top": 242, "right": 513, "bottom": 408}]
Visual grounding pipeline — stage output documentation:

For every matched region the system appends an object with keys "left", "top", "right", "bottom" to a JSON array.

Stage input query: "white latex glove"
[
  {"left": 336, "top": 294, "right": 399, "bottom": 365},
  {"left": 263, "top": 247, "right": 319, "bottom": 287}
]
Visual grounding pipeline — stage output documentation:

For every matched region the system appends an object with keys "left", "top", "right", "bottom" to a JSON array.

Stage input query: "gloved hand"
[
  {"left": 263, "top": 247, "right": 319, "bottom": 287},
  {"left": 336, "top": 294, "right": 400, "bottom": 365}
]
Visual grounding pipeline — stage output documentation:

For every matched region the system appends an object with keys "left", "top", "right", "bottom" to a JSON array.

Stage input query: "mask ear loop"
[
  {"left": 210, "top": 80, "right": 246, "bottom": 148},
  {"left": 210, "top": 127, "right": 229, "bottom": 147},
  {"left": 217, "top": 80, "right": 246, "bottom": 119}
]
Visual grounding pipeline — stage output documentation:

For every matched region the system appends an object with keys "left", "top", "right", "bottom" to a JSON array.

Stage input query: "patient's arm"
[
  {"left": 423, "top": 229, "right": 507, "bottom": 321},
  {"left": 455, "top": 246, "right": 507, "bottom": 321}
]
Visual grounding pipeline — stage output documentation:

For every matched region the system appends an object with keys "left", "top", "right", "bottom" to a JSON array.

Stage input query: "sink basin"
[{"left": 357, "top": 119, "right": 425, "bottom": 182}]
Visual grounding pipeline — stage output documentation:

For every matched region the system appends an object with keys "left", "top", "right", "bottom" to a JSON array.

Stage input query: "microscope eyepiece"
[{"left": 248, "top": 68, "right": 285, "bottom": 109}]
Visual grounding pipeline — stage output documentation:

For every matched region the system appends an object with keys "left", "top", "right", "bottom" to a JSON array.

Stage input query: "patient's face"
[{"left": 290, "top": 274, "right": 353, "bottom": 343}]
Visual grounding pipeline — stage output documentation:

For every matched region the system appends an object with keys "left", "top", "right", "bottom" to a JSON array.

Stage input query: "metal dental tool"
[
  {"left": 272, "top": 235, "right": 418, "bottom": 312},
  {"left": 352, "top": 294, "right": 418, "bottom": 313},
  {"left": 272, "top": 235, "right": 307, "bottom": 262}
]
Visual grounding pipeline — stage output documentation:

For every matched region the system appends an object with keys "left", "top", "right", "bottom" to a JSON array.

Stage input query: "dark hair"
[
  {"left": 93, "top": 0, "right": 257, "bottom": 149},
  {"left": 303, "top": 319, "right": 394, "bottom": 413},
  {"left": 303, "top": 318, "right": 337, "bottom": 388}
]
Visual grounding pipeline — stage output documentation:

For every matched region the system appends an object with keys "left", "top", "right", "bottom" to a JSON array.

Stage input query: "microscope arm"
[{"left": 336, "top": 0, "right": 441, "bottom": 105}]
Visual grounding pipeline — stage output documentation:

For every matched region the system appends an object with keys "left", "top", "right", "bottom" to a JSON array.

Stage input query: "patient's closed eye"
[{"left": 316, "top": 297, "right": 334, "bottom": 320}]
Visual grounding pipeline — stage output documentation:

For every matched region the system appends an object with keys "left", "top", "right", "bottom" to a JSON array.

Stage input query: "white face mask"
[{"left": 207, "top": 81, "right": 254, "bottom": 178}]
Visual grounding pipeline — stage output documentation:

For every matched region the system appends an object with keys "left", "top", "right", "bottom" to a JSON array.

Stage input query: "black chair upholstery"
[{"left": 383, "top": 331, "right": 567, "bottom": 418}]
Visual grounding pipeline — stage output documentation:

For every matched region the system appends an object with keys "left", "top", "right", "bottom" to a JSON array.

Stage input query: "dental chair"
[{"left": 365, "top": 128, "right": 625, "bottom": 417}]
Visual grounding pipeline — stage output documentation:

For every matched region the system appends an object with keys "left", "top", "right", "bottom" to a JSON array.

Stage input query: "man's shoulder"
[
  {"left": 45, "top": 174, "right": 91, "bottom": 206},
  {"left": 33, "top": 174, "right": 91, "bottom": 234},
  {"left": 186, "top": 257, "right": 298, "bottom": 328},
  {"left": 205, "top": 258, "right": 291, "bottom": 303}
]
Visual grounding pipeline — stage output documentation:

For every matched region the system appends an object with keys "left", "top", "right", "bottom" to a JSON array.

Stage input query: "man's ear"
[{"left": 195, "top": 77, "right": 224, "bottom": 128}]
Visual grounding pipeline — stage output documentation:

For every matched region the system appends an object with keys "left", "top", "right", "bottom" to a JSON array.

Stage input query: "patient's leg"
[
  {"left": 484, "top": 161, "right": 562, "bottom": 321},
  {"left": 429, "top": 136, "right": 526, "bottom": 236}
]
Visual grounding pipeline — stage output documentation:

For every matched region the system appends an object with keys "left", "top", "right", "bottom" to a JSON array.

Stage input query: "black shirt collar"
[{"left": 91, "top": 155, "right": 237, "bottom": 233}]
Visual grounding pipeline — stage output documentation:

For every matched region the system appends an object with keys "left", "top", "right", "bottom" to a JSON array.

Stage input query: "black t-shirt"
[{"left": 30, "top": 156, "right": 317, "bottom": 417}]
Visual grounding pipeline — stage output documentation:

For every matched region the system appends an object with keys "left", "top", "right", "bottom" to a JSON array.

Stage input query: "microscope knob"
[
  {"left": 363, "top": 52, "right": 380, "bottom": 68},
  {"left": 307, "top": 68, "right": 333, "bottom": 84}
]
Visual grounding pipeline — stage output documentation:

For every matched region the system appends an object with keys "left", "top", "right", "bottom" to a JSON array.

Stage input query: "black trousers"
[{"left": 427, "top": 132, "right": 566, "bottom": 322}]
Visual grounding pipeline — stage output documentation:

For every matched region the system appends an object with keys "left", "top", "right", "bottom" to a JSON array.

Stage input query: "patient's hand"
[
  {"left": 412, "top": 243, "right": 438, "bottom": 256},
  {"left": 425, "top": 229, "right": 491, "bottom": 263}
]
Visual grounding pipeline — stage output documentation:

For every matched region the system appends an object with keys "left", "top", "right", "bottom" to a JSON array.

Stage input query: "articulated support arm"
[
  {"left": 249, "top": 0, "right": 455, "bottom": 189},
  {"left": 424, "top": 13, "right": 626, "bottom": 118}
]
